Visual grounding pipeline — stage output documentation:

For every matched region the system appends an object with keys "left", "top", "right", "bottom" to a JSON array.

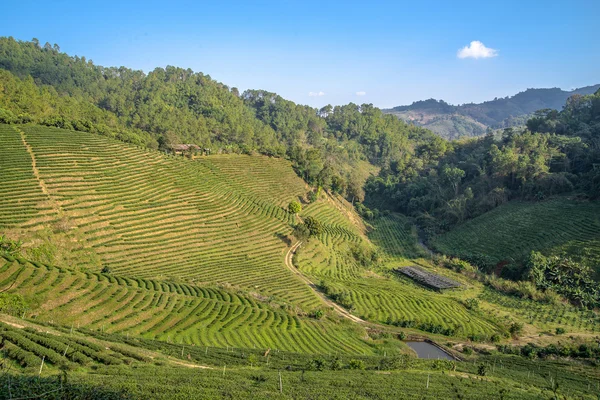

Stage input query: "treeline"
[
  {"left": 0, "top": 36, "right": 431, "bottom": 199},
  {"left": 497, "top": 342, "right": 600, "bottom": 361},
  {"left": 365, "top": 90, "right": 600, "bottom": 235}
]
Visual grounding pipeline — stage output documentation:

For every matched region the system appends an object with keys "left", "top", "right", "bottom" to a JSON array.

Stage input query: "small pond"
[{"left": 406, "top": 341, "right": 455, "bottom": 360}]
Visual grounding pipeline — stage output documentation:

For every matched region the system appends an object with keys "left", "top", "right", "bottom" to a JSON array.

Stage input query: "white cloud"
[
  {"left": 308, "top": 91, "right": 325, "bottom": 97},
  {"left": 356, "top": 91, "right": 366, "bottom": 96},
  {"left": 457, "top": 41, "right": 498, "bottom": 59}
]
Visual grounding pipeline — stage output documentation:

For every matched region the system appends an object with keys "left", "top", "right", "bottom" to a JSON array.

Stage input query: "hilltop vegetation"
[
  {"left": 384, "top": 85, "right": 600, "bottom": 139},
  {"left": 0, "top": 36, "right": 431, "bottom": 199}
]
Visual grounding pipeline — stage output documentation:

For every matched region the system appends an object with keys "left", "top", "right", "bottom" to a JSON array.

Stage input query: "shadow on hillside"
[{"left": 275, "top": 232, "right": 292, "bottom": 246}]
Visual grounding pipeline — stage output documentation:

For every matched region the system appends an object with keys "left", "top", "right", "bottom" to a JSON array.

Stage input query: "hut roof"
[{"left": 172, "top": 144, "right": 201, "bottom": 151}]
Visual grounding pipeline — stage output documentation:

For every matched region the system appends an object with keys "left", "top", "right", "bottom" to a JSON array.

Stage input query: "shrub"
[
  {"left": 477, "top": 364, "right": 488, "bottom": 376},
  {"left": 348, "top": 359, "right": 365, "bottom": 370},
  {"left": 330, "top": 357, "right": 343, "bottom": 371},
  {"left": 1, "top": 341, "right": 41, "bottom": 368},
  {"left": 509, "top": 322, "right": 524, "bottom": 338},
  {"left": 288, "top": 201, "right": 302, "bottom": 214},
  {"left": 555, "top": 327, "right": 566, "bottom": 335},
  {"left": 0, "top": 293, "right": 28, "bottom": 317},
  {"left": 0, "top": 235, "right": 22, "bottom": 255},
  {"left": 350, "top": 243, "right": 379, "bottom": 267},
  {"left": 463, "top": 298, "right": 479, "bottom": 310},
  {"left": 306, "top": 358, "right": 326, "bottom": 371},
  {"left": 250, "top": 374, "right": 267, "bottom": 383},
  {"left": 379, "top": 355, "right": 413, "bottom": 371},
  {"left": 308, "top": 309, "right": 324, "bottom": 320}
]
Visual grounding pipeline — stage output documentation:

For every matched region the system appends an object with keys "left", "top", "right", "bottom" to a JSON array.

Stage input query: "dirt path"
[
  {"left": 284, "top": 242, "right": 365, "bottom": 323},
  {"left": 16, "top": 126, "right": 62, "bottom": 215}
]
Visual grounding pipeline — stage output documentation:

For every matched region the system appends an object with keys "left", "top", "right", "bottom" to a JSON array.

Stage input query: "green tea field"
[{"left": 430, "top": 198, "right": 600, "bottom": 276}]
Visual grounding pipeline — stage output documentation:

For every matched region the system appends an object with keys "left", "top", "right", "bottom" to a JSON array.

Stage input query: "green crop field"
[
  {"left": 0, "top": 124, "right": 323, "bottom": 309},
  {"left": 430, "top": 198, "right": 600, "bottom": 276},
  {"left": 0, "top": 254, "right": 378, "bottom": 354},
  {"left": 368, "top": 213, "right": 425, "bottom": 261},
  {"left": 1, "top": 317, "right": 598, "bottom": 400},
  {"left": 294, "top": 208, "right": 501, "bottom": 337}
]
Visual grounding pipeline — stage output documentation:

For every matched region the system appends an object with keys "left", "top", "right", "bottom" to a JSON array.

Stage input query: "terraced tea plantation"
[
  {"left": 430, "top": 198, "right": 600, "bottom": 275},
  {"left": 294, "top": 213, "right": 500, "bottom": 337},
  {"left": 0, "top": 253, "right": 384, "bottom": 354},
  {"left": 479, "top": 287, "right": 600, "bottom": 333},
  {"left": 0, "top": 321, "right": 153, "bottom": 371},
  {"left": 0, "top": 124, "right": 323, "bottom": 309},
  {"left": 368, "top": 213, "right": 424, "bottom": 261},
  {"left": 0, "top": 254, "right": 377, "bottom": 354}
]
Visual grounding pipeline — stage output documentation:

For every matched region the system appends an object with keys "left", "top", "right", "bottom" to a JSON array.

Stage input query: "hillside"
[
  {"left": 0, "top": 123, "right": 517, "bottom": 341},
  {"left": 0, "top": 36, "right": 429, "bottom": 202},
  {"left": 3, "top": 316, "right": 599, "bottom": 399},
  {"left": 0, "top": 119, "right": 599, "bottom": 400},
  {"left": 430, "top": 197, "right": 600, "bottom": 279},
  {"left": 384, "top": 85, "right": 600, "bottom": 139}
]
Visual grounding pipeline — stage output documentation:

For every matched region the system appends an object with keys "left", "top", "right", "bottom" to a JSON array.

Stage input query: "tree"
[
  {"left": 292, "top": 224, "right": 310, "bottom": 241},
  {"left": 288, "top": 200, "right": 301, "bottom": 214},
  {"left": 442, "top": 165, "right": 465, "bottom": 197},
  {"left": 509, "top": 322, "right": 523, "bottom": 338},
  {"left": 477, "top": 364, "right": 488, "bottom": 376},
  {"left": 303, "top": 216, "right": 323, "bottom": 237},
  {"left": 348, "top": 359, "right": 365, "bottom": 370},
  {"left": 347, "top": 176, "right": 364, "bottom": 204}
]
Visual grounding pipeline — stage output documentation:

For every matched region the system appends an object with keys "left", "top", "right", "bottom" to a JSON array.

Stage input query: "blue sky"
[{"left": 1, "top": 0, "right": 598, "bottom": 108}]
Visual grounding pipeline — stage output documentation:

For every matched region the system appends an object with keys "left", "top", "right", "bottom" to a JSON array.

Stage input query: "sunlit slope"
[
  {"left": 0, "top": 124, "right": 319, "bottom": 308},
  {"left": 0, "top": 255, "right": 373, "bottom": 354},
  {"left": 295, "top": 206, "right": 500, "bottom": 337},
  {"left": 430, "top": 198, "right": 600, "bottom": 276}
]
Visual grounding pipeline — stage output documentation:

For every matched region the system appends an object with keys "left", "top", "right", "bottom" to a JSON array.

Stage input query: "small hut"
[{"left": 171, "top": 144, "right": 201, "bottom": 157}]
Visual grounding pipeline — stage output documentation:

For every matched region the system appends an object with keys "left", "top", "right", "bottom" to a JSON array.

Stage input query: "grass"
[{"left": 430, "top": 197, "right": 600, "bottom": 277}]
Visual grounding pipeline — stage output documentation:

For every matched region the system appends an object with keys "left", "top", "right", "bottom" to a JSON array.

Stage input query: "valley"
[{"left": 0, "top": 34, "right": 599, "bottom": 399}]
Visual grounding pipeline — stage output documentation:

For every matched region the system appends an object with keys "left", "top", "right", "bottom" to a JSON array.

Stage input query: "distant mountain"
[{"left": 383, "top": 85, "right": 600, "bottom": 139}]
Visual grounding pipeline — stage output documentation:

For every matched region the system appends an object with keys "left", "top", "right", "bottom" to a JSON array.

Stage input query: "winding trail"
[{"left": 284, "top": 242, "right": 365, "bottom": 323}]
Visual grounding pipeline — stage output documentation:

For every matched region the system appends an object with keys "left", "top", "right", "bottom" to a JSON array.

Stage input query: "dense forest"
[{"left": 366, "top": 91, "right": 600, "bottom": 231}]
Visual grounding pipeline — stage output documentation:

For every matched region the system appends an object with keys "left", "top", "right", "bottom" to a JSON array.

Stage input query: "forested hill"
[
  {"left": 0, "top": 36, "right": 435, "bottom": 200},
  {"left": 383, "top": 85, "right": 600, "bottom": 139}
]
